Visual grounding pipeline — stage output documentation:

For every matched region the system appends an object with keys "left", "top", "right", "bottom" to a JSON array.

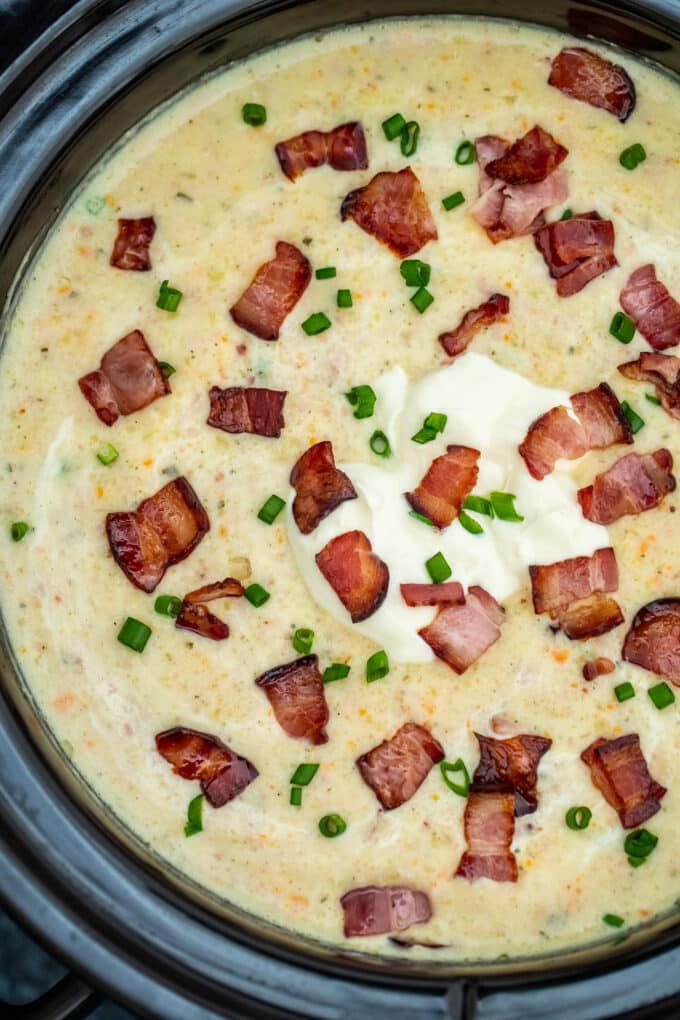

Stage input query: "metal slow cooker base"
[{"left": 1, "top": 1, "right": 680, "bottom": 1016}]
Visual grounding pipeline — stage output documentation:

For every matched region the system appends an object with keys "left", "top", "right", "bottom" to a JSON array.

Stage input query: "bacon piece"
[
  {"left": 439, "top": 293, "right": 510, "bottom": 358},
  {"left": 455, "top": 788, "right": 517, "bottom": 882},
  {"left": 473, "top": 733, "right": 552, "bottom": 816},
  {"left": 578, "top": 450, "right": 676, "bottom": 524},
  {"left": 110, "top": 216, "right": 156, "bottom": 270},
  {"left": 534, "top": 213, "right": 617, "bottom": 297},
  {"left": 356, "top": 722, "right": 444, "bottom": 810},
  {"left": 184, "top": 578, "right": 245, "bottom": 603},
  {"left": 341, "top": 167, "right": 438, "bottom": 258},
  {"left": 620, "top": 265, "right": 680, "bottom": 352},
  {"left": 207, "top": 386, "right": 287, "bottom": 438},
  {"left": 583, "top": 656, "right": 616, "bottom": 681},
  {"left": 175, "top": 602, "right": 230, "bottom": 641},
  {"left": 255, "top": 654, "right": 329, "bottom": 744},
  {"left": 106, "top": 477, "right": 210, "bottom": 593},
  {"left": 229, "top": 241, "right": 312, "bottom": 341},
  {"left": 275, "top": 121, "right": 368, "bottom": 181},
  {"left": 548, "top": 46, "right": 636, "bottom": 122},
  {"left": 485, "top": 125, "right": 568, "bottom": 185},
  {"left": 290, "top": 441, "right": 357, "bottom": 535},
  {"left": 405, "top": 445, "right": 479, "bottom": 529},
  {"left": 400, "top": 581, "right": 465, "bottom": 607},
  {"left": 559, "top": 593, "right": 625, "bottom": 640},
  {"left": 622, "top": 599, "right": 680, "bottom": 686},
  {"left": 78, "top": 330, "right": 170, "bottom": 426},
  {"left": 340, "top": 886, "right": 432, "bottom": 938},
  {"left": 155, "top": 726, "right": 258, "bottom": 807},
  {"left": 581, "top": 734, "right": 666, "bottom": 828},
  {"left": 419, "top": 585, "right": 504, "bottom": 674},
  {"left": 619, "top": 353, "right": 680, "bottom": 420},
  {"left": 529, "top": 547, "right": 619, "bottom": 619},
  {"left": 315, "top": 530, "right": 389, "bottom": 622},
  {"left": 572, "top": 383, "right": 633, "bottom": 448}
]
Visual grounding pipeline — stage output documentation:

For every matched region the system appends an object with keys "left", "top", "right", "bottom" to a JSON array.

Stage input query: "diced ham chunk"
[
  {"left": 455, "top": 788, "right": 517, "bottom": 882},
  {"left": 484, "top": 124, "right": 568, "bottom": 185},
  {"left": 155, "top": 726, "right": 258, "bottom": 807},
  {"left": 619, "top": 353, "right": 680, "bottom": 420},
  {"left": 110, "top": 216, "right": 156, "bottom": 270},
  {"left": 419, "top": 585, "right": 504, "bottom": 674},
  {"left": 340, "top": 886, "right": 432, "bottom": 937},
  {"left": 534, "top": 212, "right": 617, "bottom": 297},
  {"left": 106, "top": 477, "right": 209, "bottom": 593},
  {"left": 559, "top": 593, "right": 625, "bottom": 640},
  {"left": 290, "top": 441, "right": 357, "bottom": 535},
  {"left": 620, "top": 265, "right": 680, "bottom": 352},
  {"left": 78, "top": 329, "right": 169, "bottom": 426},
  {"left": 439, "top": 293, "right": 510, "bottom": 358},
  {"left": 622, "top": 599, "right": 680, "bottom": 686},
  {"left": 275, "top": 121, "right": 368, "bottom": 180},
  {"left": 583, "top": 656, "right": 616, "bottom": 682},
  {"left": 356, "top": 722, "right": 445, "bottom": 810},
  {"left": 207, "top": 386, "right": 287, "bottom": 438},
  {"left": 400, "top": 582, "right": 465, "bottom": 607},
  {"left": 472, "top": 733, "right": 552, "bottom": 816},
  {"left": 548, "top": 46, "right": 636, "bottom": 122},
  {"left": 341, "top": 167, "right": 438, "bottom": 258},
  {"left": 230, "top": 241, "right": 312, "bottom": 341},
  {"left": 255, "top": 654, "right": 329, "bottom": 744},
  {"left": 529, "top": 547, "right": 619, "bottom": 619},
  {"left": 405, "top": 445, "right": 479, "bottom": 529},
  {"left": 315, "top": 530, "right": 389, "bottom": 622},
  {"left": 581, "top": 734, "right": 666, "bottom": 829},
  {"left": 578, "top": 450, "right": 676, "bottom": 524}
]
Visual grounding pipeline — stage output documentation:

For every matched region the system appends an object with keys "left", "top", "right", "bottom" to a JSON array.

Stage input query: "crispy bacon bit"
[
  {"left": 439, "top": 293, "right": 510, "bottom": 358},
  {"left": 340, "top": 886, "right": 432, "bottom": 938},
  {"left": 184, "top": 578, "right": 245, "bottom": 603},
  {"left": 78, "top": 330, "right": 170, "bottom": 426},
  {"left": 315, "top": 530, "right": 389, "bottom": 623},
  {"left": 473, "top": 733, "right": 551, "bottom": 816},
  {"left": 207, "top": 386, "right": 287, "bottom": 438},
  {"left": 155, "top": 726, "right": 258, "bottom": 807},
  {"left": 275, "top": 121, "right": 368, "bottom": 181},
  {"left": 110, "top": 217, "right": 156, "bottom": 270},
  {"left": 559, "top": 593, "right": 625, "bottom": 640},
  {"left": 583, "top": 656, "right": 616, "bottom": 682},
  {"left": 534, "top": 213, "right": 617, "bottom": 297},
  {"left": 519, "top": 383, "right": 632, "bottom": 480},
  {"left": 106, "top": 477, "right": 209, "bottom": 593},
  {"left": 485, "top": 125, "right": 568, "bottom": 185},
  {"left": 341, "top": 167, "right": 438, "bottom": 258},
  {"left": 230, "top": 241, "right": 312, "bottom": 341},
  {"left": 419, "top": 585, "right": 504, "bottom": 674},
  {"left": 175, "top": 602, "right": 230, "bottom": 641},
  {"left": 357, "top": 722, "right": 444, "bottom": 810},
  {"left": 405, "top": 445, "right": 479, "bottom": 529},
  {"left": 529, "top": 547, "right": 619, "bottom": 619},
  {"left": 578, "top": 450, "right": 676, "bottom": 525},
  {"left": 581, "top": 734, "right": 666, "bottom": 828},
  {"left": 290, "top": 441, "right": 357, "bottom": 535},
  {"left": 400, "top": 581, "right": 465, "bottom": 607},
  {"left": 548, "top": 46, "right": 636, "bottom": 122},
  {"left": 620, "top": 265, "right": 680, "bottom": 352},
  {"left": 619, "top": 353, "right": 680, "bottom": 420},
  {"left": 255, "top": 654, "right": 329, "bottom": 744},
  {"left": 455, "top": 788, "right": 517, "bottom": 882},
  {"left": 622, "top": 599, "right": 680, "bottom": 686}
]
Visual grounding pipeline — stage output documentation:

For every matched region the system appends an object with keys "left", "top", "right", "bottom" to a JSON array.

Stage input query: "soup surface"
[{"left": 1, "top": 17, "right": 680, "bottom": 961}]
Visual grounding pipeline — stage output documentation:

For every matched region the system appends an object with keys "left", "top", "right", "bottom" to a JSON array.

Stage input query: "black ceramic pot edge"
[{"left": 1, "top": 2, "right": 680, "bottom": 1018}]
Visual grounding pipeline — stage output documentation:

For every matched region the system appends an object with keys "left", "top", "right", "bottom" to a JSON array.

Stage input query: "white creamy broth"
[{"left": 1, "top": 17, "right": 680, "bottom": 963}]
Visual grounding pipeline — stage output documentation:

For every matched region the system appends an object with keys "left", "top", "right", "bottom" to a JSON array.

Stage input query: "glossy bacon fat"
[
  {"left": 174, "top": 578, "right": 245, "bottom": 641},
  {"left": 315, "top": 530, "right": 389, "bottom": 623},
  {"left": 548, "top": 46, "right": 636, "bottom": 122},
  {"left": 578, "top": 450, "right": 675, "bottom": 525},
  {"left": 78, "top": 330, "right": 170, "bottom": 426},
  {"left": 400, "top": 581, "right": 464, "bottom": 607},
  {"left": 418, "top": 585, "right": 504, "bottom": 674},
  {"left": 620, "top": 264, "right": 680, "bottom": 352},
  {"left": 340, "top": 885, "right": 432, "bottom": 937},
  {"left": 155, "top": 727, "right": 258, "bottom": 807},
  {"left": 356, "top": 722, "right": 444, "bottom": 810},
  {"left": 484, "top": 124, "right": 568, "bottom": 185},
  {"left": 275, "top": 121, "right": 368, "bottom": 180},
  {"left": 529, "top": 547, "right": 619, "bottom": 619},
  {"left": 341, "top": 167, "right": 438, "bottom": 258},
  {"left": 581, "top": 734, "right": 666, "bottom": 828},
  {"left": 534, "top": 212, "right": 617, "bottom": 297},
  {"left": 207, "top": 386, "right": 287, "bottom": 438},
  {"left": 255, "top": 654, "right": 329, "bottom": 744},
  {"left": 455, "top": 788, "right": 517, "bottom": 882},
  {"left": 290, "top": 441, "right": 357, "bottom": 535},
  {"left": 623, "top": 599, "right": 680, "bottom": 686},
  {"left": 439, "top": 293, "right": 510, "bottom": 358},
  {"left": 106, "top": 477, "right": 210, "bottom": 593},
  {"left": 405, "top": 445, "right": 479, "bottom": 529},
  {"left": 559, "top": 594, "right": 625, "bottom": 641},
  {"left": 230, "top": 241, "right": 312, "bottom": 341},
  {"left": 110, "top": 216, "right": 156, "bottom": 270},
  {"left": 619, "top": 353, "right": 680, "bottom": 420},
  {"left": 473, "top": 733, "right": 552, "bottom": 816}
]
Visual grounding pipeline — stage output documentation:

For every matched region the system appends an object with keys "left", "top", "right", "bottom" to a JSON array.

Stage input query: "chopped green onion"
[
  {"left": 315, "top": 266, "right": 337, "bottom": 280},
  {"left": 400, "top": 120, "right": 420, "bottom": 157},
  {"left": 257, "top": 494, "right": 286, "bottom": 524},
  {"left": 645, "top": 393, "right": 661, "bottom": 406},
  {"left": 440, "top": 759, "right": 470, "bottom": 797},
  {"left": 245, "top": 583, "right": 270, "bottom": 608},
  {"left": 648, "top": 681, "right": 675, "bottom": 710},
  {"left": 621, "top": 400, "right": 645, "bottom": 435},
  {"left": 337, "top": 288, "right": 353, "bottom": 308},
  {"left": 85, "top": 196, "right": 105, "bottom": 215},
  {"left": 117, "top": 617, "right": 151, "bottom": 653},
  {"left": 242, "top": 102, "right": 267, "bottom": 126},
  {"left": 302, "top": 312, "right": 331, "bottom": 336},
  {"left": 184, "top": 794, "right": 204, "bottom": 837},
  {"left": 560, "top": 208, "right": 573, "bottom": 220},
  {"left": 424, "top": 412, "right": 447, "bottom": 433},
  {"left": 400, "top": 259, "right": 431, "bottom": 287},
  {"left": 366, "top": 649, "right": 389, "bottom": 683},
  {"left": 290, "top": 786, "right": 303, "bottom": 806},
  {"left": 619, "top": 143, "right": 646, "bottom": 171},
  {"left": 345, "top": 384, "right": 376, "bottom": 419},
  {"left": 318, "top": 813, "right": 347, "bottom": 838},
  {"left": 425, "top": 552, "right": 452, "bottom": 584},
  {"left": 459, "top": 510, "right": 484, "bottom": 535},
  {"left": 464, "top": 495, "right": 493, "bottom": 517},
  {"left": 382, "top": 112, "right": 406, "bottom": 141},
  {"left": 10, "top": 521, "right": 30, "bottom": 542},
  {"left": 442, "top": 191, "right": 465, "bottom": 211},
  {"left": 411, "top": 426, "right": 437, "bottom": 444},
  {"left": 624, "top": 829, "right": 658, "bottom": 863},
  {"left": 156, "top": 280, "right": 182, "bottom": 313},
  {"left": 96, "top": 442, "right": 119, "bottom": 466},
  {"left": 609, "top": 311, "right": 636, "bottom": 344},
  {"left": 565, "top": 806, "right": 592, "bottom": 830},
  {"left": 602, "top": 913, "right": 625, "bottom": 929},
  {"left": 158, "top": 361, "right": 176, "bottom": 378},
  {"left": 369, "top": 430, "right": 391, "bottom": 457},
  {"left": 411, "top": 287, "right": 434, "bottom": 314},
  {"left": 628, "top": 855, "right": 646, "bottom": 868},
  {"left": 409, "top": 510, "right": 434, "bottom": 527},
  {"left": 154, "top": 594, "right": 182, "bottom": 618},
  {"left": 454, "top": 140, "right": 475, "bottom": 165},
  {"left": 490, "top": 491, "right": 524, "bottom": 522},
  {"left": 323, "top": 662, "right": 350, "bottom": 684},
  {"left": 290, "top": 763, "right": 319, "bottom": 786},
  {"left": 293, "top": 627, "right": 315, "bottom": 655},
  {"left": 614, "top": 681, "right": 635, "bottom": 703}
]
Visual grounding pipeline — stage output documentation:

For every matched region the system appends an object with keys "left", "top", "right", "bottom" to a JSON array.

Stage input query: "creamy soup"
[{"left": 1, "top": 17, "right": 680, "bottom": 962}]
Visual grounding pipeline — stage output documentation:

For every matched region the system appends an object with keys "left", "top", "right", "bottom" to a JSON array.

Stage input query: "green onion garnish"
[
  {"left": 318, "top": 813, "right": 347, "bottom": 838},
  {"left": 614, "top": 681, "right": 635, "bottom": 703},
  {"left": 440, "top": 759, "right": 470, "bottom": 797},
  {"left": 158, "top": 361, "right": 176, "bottom": 378},
  {"left": 459, "top": 510, "right": 484, "bottom": 535},
  {"left": 490, "top": 491, "right": 524, "bottom": 522},
  {"left": 85, "top": 196, "right": 105, "bottom": 215},
  {"left": 425, "top": 412, "right": 447, "bottom": 433},
  {"left": 184, "top": 794, "right": 204, "bottom": 837},
  {"left": 290, "top": 763, "right": 319, "bottom": 786},
  {"left": 442, "top": 191, "right": 465, "bottom": 211},
  {"left": 464, "top": 495, "right": 493, "bottom": 517},
  {"left": 409, "top": 509, "right": 434, "bottom": 527},
  {"left": 425, "top": 552, "right": 452, "bottom": 584},
  {"left": 96, "top": 442, "right": 119, "bottom": 466},
  {"left": 156, "top": 280, "right": 182, "bottom": 313},
  {"left": 345, "top": 384, "right": 376, "bottom": 419},
  {"left": 10, "top": 521, "right": 29, "bottom": 542},
  {"left": 624, "top": 829, "right": 658, "bottom": 866},
  {"left": 645, "top": 393, "right": 661, "bottom": 406},
  {"left": 382, "top": 112, "right": 406, "bottom": 141},
  {"left": 411, "top": 426, "right": 437, "bottom": 444},
  {"left": 411, "top": 287, "right": 434, "bottom": 314},
  {"left": 242, "top": 102, "right": 267, "bottom": 126},
  {"left": 560, "top": 208, "right": 573, "bottom": 220},
  {"left": 602, "top": 913, "right": 625, "bottom": 929},
  {"left": 454, "top": 140, "right": 475, "bottom": 165},
  {"left": 565, "top": 806, "right": 592, "bottom": 830},
  {"left": 315, "top": 266, "right": 337, "bottom": 280},
  {"left": 302, "top": 312, "right": 331, "bottom": 336},
  {"left": 337, "top": 288, "right": 353, "bottom": 308},
  {"left": 400, "top": 259, "right": 431, "bottom": 287},
  {"left": 619, "top": 143, "right": 646, "bottom": 171},
  {"left": 400, "top": 120, "right": 420, "bottom": 157},
  {"left": 292, "top": 627, "right": 315, "bottom": 655},
  {"left": 290, "top": 786, "right": 303, "bottom": 806},
  {"left": 629, "top": 855, "right": 646, "bottom": 869},
  {"left": 154, "top": 594, "right": 182, "bottom": 618},
  {"left": 323, "top": 662, "right": 350, "bottom": 684},
  {"left": 648, "top": 681, "right": 675, "bottom": 710},
  {"left": 609, "top": 311, "right": 636, "bottom": 344},
  {"left": 369, "top": 430, "right": 391, "bottom": 457},
  {"left": 366, "top": 649, "right": 389, "bottom": 683},
  {"left": 621, "top": 400, "right": 645, "bottom": 434},
  {"left": 245, "top": 583, "right": 270, "bottom": 608},
  {"left": 257, "top": 494, "right": 286, "bottom": 524},
  {"left": 117, "top": 617, "right": 151, "bottom": 653}
]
